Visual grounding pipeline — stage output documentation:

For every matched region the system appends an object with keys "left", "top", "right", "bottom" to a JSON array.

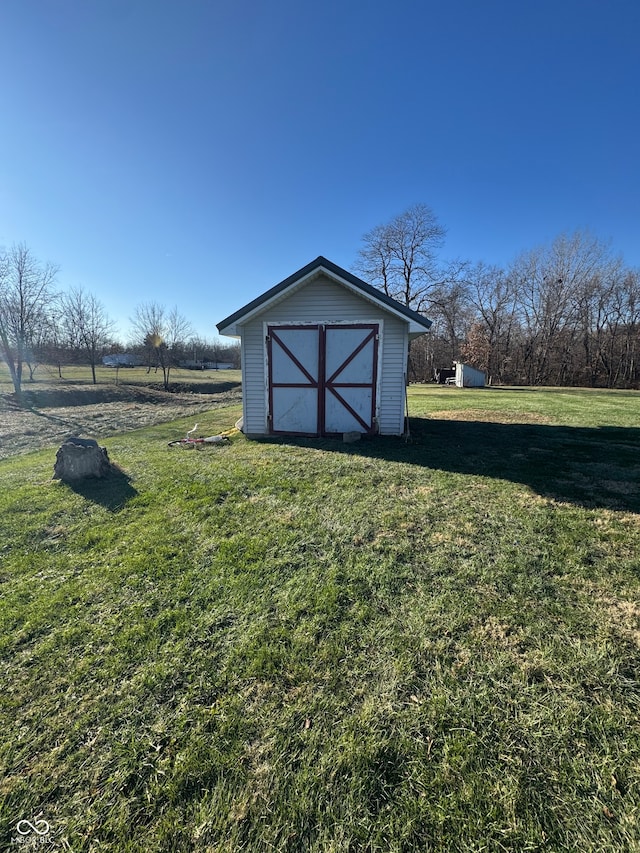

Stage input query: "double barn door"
[{"left": 267, "top": 323, "right": 379, "bottom": 436}]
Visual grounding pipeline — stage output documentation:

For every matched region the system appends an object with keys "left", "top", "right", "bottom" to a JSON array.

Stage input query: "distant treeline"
[
  {"left": 357, "top": 208, "right": 639, "bottom": 388},
  {"left": 386, "top": 229, "right": 638, "bottom": 388},
  {"left": 3, "top": 231, "right": 639, "bottom": 395},
  {"left": 0, "top": 243, "right": 240, "bottom": 394}
]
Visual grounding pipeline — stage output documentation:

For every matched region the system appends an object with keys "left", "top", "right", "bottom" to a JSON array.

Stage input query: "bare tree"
[
  {"left": 130, "top": 302, "right": 192, "bottom": 390},
  {"left": 428, "top": 278, "right": 473, "bottom": 365},
  {"left": 131, "top": 302, "right": 165, "bottom": 374},
  {"left": 599, "top": 268, "right": 640, "bottom": 387},
  {"left": 163, "top": 306, "right": 193, "bottom": 385},
  {"left": 510, "top": 232, "right": 614, "bottom": 385},
  {"left": 355, "top": 203, "right": 447, "bottom": 311},
  {"left": 23, "top": 303, "right": 59, "bottom": 381},
  {"left": 0, "top": 244, "right": 58, "bottom": 395},
  {"left": 464, "top": 263, "right": 518, "bottom": 384},
  {"left": 61, "top": 286, "right": 116, "bottom": 383}
]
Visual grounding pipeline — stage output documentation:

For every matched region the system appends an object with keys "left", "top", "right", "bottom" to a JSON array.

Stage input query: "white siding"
[
  {"left": 241, "top": 322, "right": 268, "bottom": 435},
  {"left": 455, "top": 362, "right": 486, "bottom": 388},
  {"left": 378, "top": 320, "right": 407, "bottom": 435},
  {"left": 241, "top": 274, "right": 410, "bottom": 436}
]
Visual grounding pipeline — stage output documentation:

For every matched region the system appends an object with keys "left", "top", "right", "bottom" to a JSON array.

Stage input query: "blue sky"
[{"left": 1, "top": 0, "right": 639, "bottom": 341}]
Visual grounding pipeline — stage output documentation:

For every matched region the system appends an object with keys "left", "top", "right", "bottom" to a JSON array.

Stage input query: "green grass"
[
  {"left": 1, "top": 387, "right": 639, "bottom": 851},
  {"left": 0, "top": 362, "right": 242, "bottom": 393}
]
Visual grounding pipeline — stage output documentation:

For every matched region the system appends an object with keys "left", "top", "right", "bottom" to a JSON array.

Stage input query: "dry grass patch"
[
  {"left": 427, "top": 408, "right": 554, "bottom": 424},
  {"left": 572, "top": 580, "right": 640, "bottom": 649},
  {"left": 0, "top": 377, "right": 241, "bottom": 459}
]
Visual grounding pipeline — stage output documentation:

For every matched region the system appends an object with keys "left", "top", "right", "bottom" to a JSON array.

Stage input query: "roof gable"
[{"left": 217, "top": 256, "right": 432, "bottom": 337}]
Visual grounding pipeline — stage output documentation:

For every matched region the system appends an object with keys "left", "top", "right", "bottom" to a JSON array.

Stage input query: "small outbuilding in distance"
[
  {"left": 454, "top": 361, "right": 486, "bottom": 388},
  {"left": 217, "top": 256, "right": 432, "bottom": 438}
]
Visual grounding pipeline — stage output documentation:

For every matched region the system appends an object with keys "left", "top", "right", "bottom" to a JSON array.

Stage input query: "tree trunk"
[{"left": 0, "top": 327, "right": 21, "bottom": 395}]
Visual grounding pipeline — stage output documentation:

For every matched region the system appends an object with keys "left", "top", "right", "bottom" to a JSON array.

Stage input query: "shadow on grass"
[
  {"left": 61, "top": 465, "right": 138, "bottom": 511},
  {"left": 268, "top": 418, "right": 640, "bottom": 513}
]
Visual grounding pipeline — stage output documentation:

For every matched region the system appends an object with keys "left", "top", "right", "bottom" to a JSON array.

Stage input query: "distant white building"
[
  {"left": 454, "top": 362, "right": 486, "bottom": 388},
  {"left": 102, "top": 354, "right": 143, "bottom": 367}
]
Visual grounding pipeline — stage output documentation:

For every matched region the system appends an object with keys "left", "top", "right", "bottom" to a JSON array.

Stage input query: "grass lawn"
[
  {"left": 0, "top": 363, "right": 242, "bottom": 394},
  {"left": 1, "top": 386, "right": 639, "bottom": 851}
]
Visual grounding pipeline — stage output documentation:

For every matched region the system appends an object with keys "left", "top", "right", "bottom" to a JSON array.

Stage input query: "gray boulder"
[{"left": 53, "top": 437, "right": 111, "bottom": 481}]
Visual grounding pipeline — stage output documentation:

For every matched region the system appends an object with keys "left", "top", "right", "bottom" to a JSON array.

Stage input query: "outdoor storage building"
[
  {"left": 217, "top": 256, "right": 432, "bottom": 437},
  {"left": 454, "top": 362, "right": 486, "bottom": 388}
]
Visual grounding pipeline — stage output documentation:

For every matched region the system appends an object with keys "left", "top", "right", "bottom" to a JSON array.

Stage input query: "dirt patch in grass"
[{"left": 0, "top": 382, "right": 242, "bottom": 459}]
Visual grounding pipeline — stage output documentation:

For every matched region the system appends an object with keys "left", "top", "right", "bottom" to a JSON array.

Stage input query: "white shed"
[
  {"left": 217, "top": 256, "right": 432, "bottom": 437},
  {"left": 454, "top": 362, "right": 486, "bottom": 388}
]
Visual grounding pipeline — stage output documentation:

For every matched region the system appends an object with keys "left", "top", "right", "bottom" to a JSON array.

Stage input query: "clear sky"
[{"left": 1, "top": 0, "right": 639, "bottom": 341}]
